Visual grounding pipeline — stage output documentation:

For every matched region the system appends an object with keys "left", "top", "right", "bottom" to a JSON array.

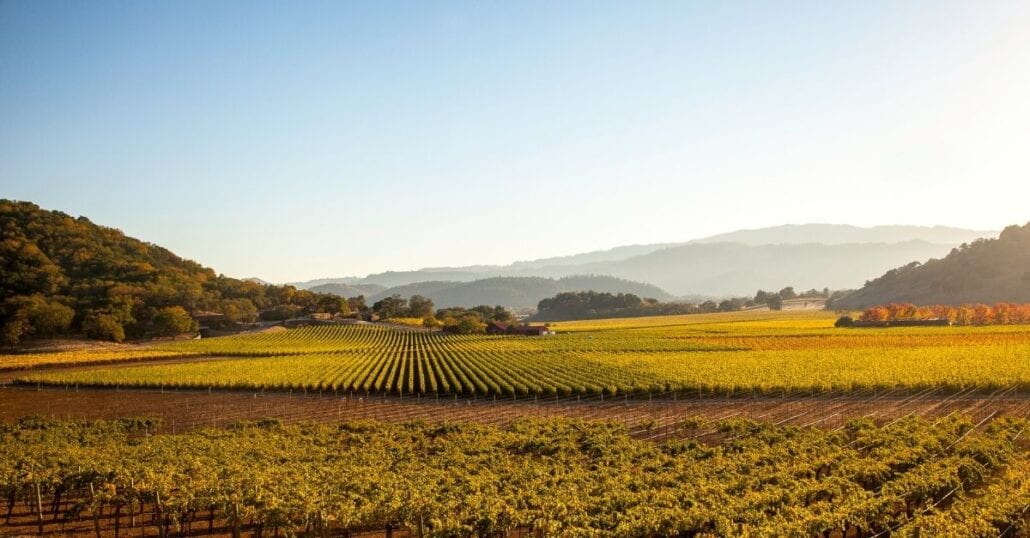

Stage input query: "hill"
[
  {"left": 0, "top": 200, "right": 337, "bottom": 343},
  {"left": 307, "top": 282, "right": 387, "bottom": 298},
  {"left": 286, "top": 277, "right": 361, "bottom": 289},
  {"left": 287, "top": 247, "right": 684, "bottom": 290},
  {"left": 290, "top": 270, "right": 482, "bottom": 289},
  {"left": 294, "top": 224, "right": 984, "bottom": 295},
  {"left": 363, "top": 275, "right": 672, "bottom": 309},
  {"left": 559, "top": 240, "right": 958, "bottom": 296},
  {"left": 833, "top": 223, "right": 1030, "bottom": 309},
  {"left": 692, "top": 224, "right": 994, "bottom": 246},
  {"left": 506, "top": 243, "right": 686, "bottom": 269}
]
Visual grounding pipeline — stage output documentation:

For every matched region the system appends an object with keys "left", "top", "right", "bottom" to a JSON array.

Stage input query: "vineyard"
[
  {"left": 2, "top": 311, "right": 1029, "bottom": 537},
  {"left": 12, "top": 311, "right": 1030, "bottom": 395},
  {"left": 1, "top": 415, "right": 1027, "bottom": 537},
  {"left": 0, "top": 348, "right": 198, "bottom": 372},
  {"left": 2, "top": 382, "right": 1024, "bottom": 444}
]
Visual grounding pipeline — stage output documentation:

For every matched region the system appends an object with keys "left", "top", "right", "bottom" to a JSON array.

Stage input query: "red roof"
[{"left": 511, "top": 325, "right": 549, "bottom": 334}]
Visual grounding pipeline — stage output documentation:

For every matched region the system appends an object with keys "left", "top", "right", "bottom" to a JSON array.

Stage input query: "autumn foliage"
[{"left": 859, "top": 303, "right": 1030, "bottom": 326}]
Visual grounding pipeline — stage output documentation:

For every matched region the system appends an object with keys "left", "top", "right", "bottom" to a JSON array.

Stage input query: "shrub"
[
  {"left": 25, "top": 298, "right": 74, "bottom": 338},
  {"left": 152, "top": 306, "right": 197, "bottom": 336},
  {"left": 260, "top": 304, "right": 301, "bottom": 321},
  {"left": 83, "top": 313, "right": 126, "bottom": 342},
  {"left": 0, "top": 294, "right": 74, "bottom": 344},
  {"left": 442, "top": 315, "right": 487, "bottom": 334}
]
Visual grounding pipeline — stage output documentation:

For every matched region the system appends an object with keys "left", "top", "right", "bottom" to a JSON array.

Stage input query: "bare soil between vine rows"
[{"left": 2, "top": 382, "right": 1026, "bottom": 442}]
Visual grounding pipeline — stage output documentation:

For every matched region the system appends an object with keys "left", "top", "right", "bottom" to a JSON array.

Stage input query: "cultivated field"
[
  {"left": 0, "top": 348, "right": 198, "bottom": 372},
  {"left": 2, "top": 415, "right": 1028, "bottom": 537},
  {"left": 2, "top": 310, "right": 1029, "bottom": 537},
  {"left": 13, "top": 311, "right": 1030, "bottom": 395}
]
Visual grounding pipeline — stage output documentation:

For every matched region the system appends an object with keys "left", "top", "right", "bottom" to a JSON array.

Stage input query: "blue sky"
[{"left": 2, "top": 1, "right": 1029, "bottom": 282}]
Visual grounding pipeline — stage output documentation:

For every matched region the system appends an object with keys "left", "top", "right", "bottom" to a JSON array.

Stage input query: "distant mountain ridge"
[
  {"left": 358, "top": 275, "right": 673, "bottom": 309},
  {"left": 834, "top": 223, "right": 1030, "bottom": 309},
  {"left": 507, "top": 243, "right": 686, "bottom": 269},
  {"left": 568, "top": 240, "right": 957, "bottom": 296},
  {"left": 692, "top": 224, "right": 995, "bottom": 246},
  {"left": 290, "top": 224, "right": 992, "bottom": 298},
  {"left": 307, "top": 282, "right": 387, "bottom": 297}
]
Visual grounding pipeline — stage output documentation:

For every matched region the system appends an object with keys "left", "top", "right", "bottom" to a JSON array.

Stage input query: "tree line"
[
  {"left": 853, "top": 302, "right": 1030, "bottom": 326},
  {"left": 533, "top": 287, "right": 836, "bottom": 321},
  {"left": 369, "top": 294, "right": 514, "bottom": 334}
]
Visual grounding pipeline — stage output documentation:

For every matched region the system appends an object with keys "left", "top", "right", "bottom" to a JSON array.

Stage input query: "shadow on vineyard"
[
  {"left": 1, "top": 383, "right": 1024, "bottom": 441},
  {"left": 1, "top": 499, "right": 541, "bottom": 538},
  {"left": 1, "top": 416, "right": 1028, "bottom": 537}
]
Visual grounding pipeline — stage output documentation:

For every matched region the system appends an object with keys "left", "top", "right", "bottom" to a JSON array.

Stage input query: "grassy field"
[{"left": 14, "top": 310, "right": 1030, "bottom": 394}]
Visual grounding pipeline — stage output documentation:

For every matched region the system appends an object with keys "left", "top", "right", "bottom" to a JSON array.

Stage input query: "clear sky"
[{"left": 2, "top": 1, "right": 1029, "bottom": 282}]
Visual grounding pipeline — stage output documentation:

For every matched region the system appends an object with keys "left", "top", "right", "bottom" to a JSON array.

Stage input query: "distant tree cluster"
[
  {"left": 366, "top": 294, "right": 515, "bottom": 334},
  {"left": 370, "top": 294, "right": 435, "bottom": 320},
  {"left": 858, "top": 302, "right": 1030, "bottom": 326},
  {"left": 0, "top": 200, "right": 353, "bottom": 344},
  {"left": 751, "top": 287, "right": 832, "bottom": 311},
  {"left": 434, "top": 305, "right": 513, "bottom": 334},
  {"left": 534, "top": 286, "right": 840, "bottom": 321},
  {"left": 535, "top": 291, "right": 735, "bottom": 321}
]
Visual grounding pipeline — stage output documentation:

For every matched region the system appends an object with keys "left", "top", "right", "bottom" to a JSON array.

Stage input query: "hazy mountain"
[
  {"left": 359, "top": 270, "right": 484, "bottom": 288},
  {"left": 508, "top": 243, "right": 686, "bottom": 269},
  {"left": 288, "top": 277, "right": 362, "bottom": 289},
  {"left": 692, "top": 224, "right": 994, "bottom": 246},
  {"left": 574, "top": 241, "right": 959, "bottom": 296},
  {"left": 286, "top": 245, "right": 682, "bottom": 290},
  {"left": 834, "top": 223, "right": 1030, "bottom": 309},
  {"left": 364, "top": 276, "right": 673, "bottom": 309},
  {"left": 295, "top": 224, "right": 991, "bottom": 297},
  {"left": 307, "top": 282, "right": 387, "bottom": 297},
  {"left": 292, "top": 271, "right": 482, "bottom": 289},
  {"left": 339, "top": 241, "right": 963, "bottom": 297}
]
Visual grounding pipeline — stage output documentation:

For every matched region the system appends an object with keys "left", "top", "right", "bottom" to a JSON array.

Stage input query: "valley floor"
[{"left": 2, "top": 310, "right": 1029, "bottom": 536}]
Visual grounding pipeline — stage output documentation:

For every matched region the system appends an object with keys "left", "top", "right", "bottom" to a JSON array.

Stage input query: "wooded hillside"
[
  {"left": 834, "top": 223, "right": 1030, "bottom": 309},
  {"left": 0, "top": 200, "right": 341, "bottom": 344}
]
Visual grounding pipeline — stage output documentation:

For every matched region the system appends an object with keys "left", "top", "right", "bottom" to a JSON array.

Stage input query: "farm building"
[
  {"left": 486, "top": 322, "right": 511, "bottom": 335},
  {"left": 192, "top": 310, "right": 228, "bottom": 329},
  {"left": 509, "top": 325, "right": 554, "bottom": 336},
  {"left": 485, "top": 321, "right": 554, "bottom": 336}
]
